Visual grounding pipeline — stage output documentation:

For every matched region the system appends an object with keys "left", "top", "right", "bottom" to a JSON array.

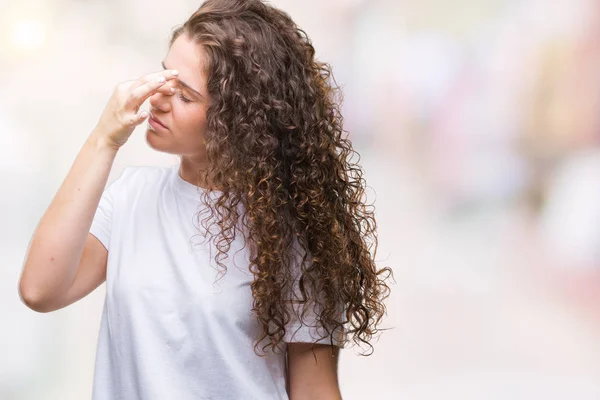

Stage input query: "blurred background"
[{"left": 3, "top": 0, "right": 600, "bottom": 398}]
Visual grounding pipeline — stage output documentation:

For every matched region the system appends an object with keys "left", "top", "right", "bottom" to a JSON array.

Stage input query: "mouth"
[{"left": 149, "top": 112, "right": 168, "bottom": 130}]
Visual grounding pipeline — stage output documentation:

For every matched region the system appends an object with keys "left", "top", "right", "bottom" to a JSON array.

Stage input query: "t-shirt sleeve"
[
  {"left": 89, "top": 167, "right": 131, "bottom": 251},
  {"left": 283, "top": 240, "right": 347, "bottom": 347}
]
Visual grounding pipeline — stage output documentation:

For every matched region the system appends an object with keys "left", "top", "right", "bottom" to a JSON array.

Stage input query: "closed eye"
[{"left": 178, "top": 92, "right": 192, "bottom": 103}]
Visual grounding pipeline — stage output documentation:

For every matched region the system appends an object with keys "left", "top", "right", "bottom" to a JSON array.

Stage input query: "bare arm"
[
  {"left": 18, "top": 134, "right": 118, "bottom": 312},
  {"left": 287, "top": 343, "right": 342, "bottom": 400}
]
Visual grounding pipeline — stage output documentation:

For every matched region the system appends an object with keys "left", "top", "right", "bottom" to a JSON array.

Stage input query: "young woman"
[{"left": 19, "top": 0, "right": 393, "bottom": 398}]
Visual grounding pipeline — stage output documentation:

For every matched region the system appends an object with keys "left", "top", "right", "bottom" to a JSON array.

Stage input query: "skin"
[
  {"left": 146, "top": 33, "right": 217, "bottom": 190},
  {"left": 287, "top": 343, "right": 342, "bottom": 399}
]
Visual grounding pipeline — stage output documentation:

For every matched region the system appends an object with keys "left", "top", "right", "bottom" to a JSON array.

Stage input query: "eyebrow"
[{"left": 161, "top": 61, "right": 203, "bottom": 99}]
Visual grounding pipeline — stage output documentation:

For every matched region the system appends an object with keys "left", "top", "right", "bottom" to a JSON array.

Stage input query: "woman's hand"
[{"left": 91, "top": 69, "right": 179, "bottom": 150}]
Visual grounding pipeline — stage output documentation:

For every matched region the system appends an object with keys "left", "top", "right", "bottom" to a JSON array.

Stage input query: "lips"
[{"left": 149, "top": 113, "right": 168, "bottom": 129}]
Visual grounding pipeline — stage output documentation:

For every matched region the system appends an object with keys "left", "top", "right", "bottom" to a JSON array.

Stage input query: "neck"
[{"left": 178, "top": 156, "right": 218, "bottom": 190}]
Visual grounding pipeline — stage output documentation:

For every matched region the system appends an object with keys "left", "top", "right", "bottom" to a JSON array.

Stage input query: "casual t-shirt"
[{"left": 89, "top": 164, "right": 345, "bottom": 400}]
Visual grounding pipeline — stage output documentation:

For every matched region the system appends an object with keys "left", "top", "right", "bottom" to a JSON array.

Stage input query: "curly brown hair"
[{"left": 170, "top": 0, "right": 394, "bottom": 357}]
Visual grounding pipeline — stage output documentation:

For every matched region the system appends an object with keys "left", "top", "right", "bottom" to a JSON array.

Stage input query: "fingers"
[
  {"left": 135, "top": 69, "right": 179, "bottom": 88},
  {"left": 142, "top": 81, "right": 175, "bottom": 98},
  {"left": 155, "top": 82, "right": 176, "bottom": 97},
  {"left": 130, "top": 71, "right": 178, "bottom": 105},
  {"left": 136, "top": 109, "right": 150, "bottom": 124}
]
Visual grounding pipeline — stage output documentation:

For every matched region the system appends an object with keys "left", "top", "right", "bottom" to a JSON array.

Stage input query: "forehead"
[{"left": 164, "top": 34, "right": 207, "bottom": 90}]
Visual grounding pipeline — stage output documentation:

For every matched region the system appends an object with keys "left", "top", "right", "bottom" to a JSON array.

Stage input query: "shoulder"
[
  {"left": 119, "top": 165, "right": 171, "bottom": 183},
  {"left": 110, "top": 165, "right": 173, "bottom": 194}
]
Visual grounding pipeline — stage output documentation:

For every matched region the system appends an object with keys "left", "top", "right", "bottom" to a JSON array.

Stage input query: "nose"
[{"left": 148, "top": 90, "right": 172, "bottom": 113}]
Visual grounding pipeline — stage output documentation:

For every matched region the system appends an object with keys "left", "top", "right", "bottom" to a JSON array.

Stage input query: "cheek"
[
  {"left": 176, "top": 108, "right": 208, "bottom": 139},
  {"left": 191, "top": 112, "right": 208, "bottom": 136}
]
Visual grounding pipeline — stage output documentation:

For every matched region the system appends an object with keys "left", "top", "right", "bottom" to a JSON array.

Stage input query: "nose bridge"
[{"left": 149, "top": 91, "right": 171, "bottom": 112}]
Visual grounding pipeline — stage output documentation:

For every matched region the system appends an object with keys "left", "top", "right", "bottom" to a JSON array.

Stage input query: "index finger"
[
  {"left": 130, "top": 73, "right": 177, "bottom": 104},
  {"left": 136, "top": 69, "right": 179, "bottom": 86}
]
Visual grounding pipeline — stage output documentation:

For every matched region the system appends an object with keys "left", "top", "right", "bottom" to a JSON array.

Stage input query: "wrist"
[
  {"left": 87, "top": 128, "right": 120, "bottom": 153},
  {"left": 86, "top": 136, "right": 119, "bottom": 153}
]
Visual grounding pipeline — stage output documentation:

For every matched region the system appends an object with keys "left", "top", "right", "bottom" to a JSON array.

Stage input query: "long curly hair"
[{"left": 171, "top": 0, "right": 394, "bottom": 357}]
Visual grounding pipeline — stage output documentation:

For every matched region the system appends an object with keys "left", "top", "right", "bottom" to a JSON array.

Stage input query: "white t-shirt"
[{"left": 89, "top": 164, "right": 345, "bottom": 400}]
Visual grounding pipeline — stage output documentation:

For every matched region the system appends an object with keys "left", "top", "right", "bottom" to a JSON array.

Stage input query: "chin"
[
  {"left": 146, "top": 127, "right": 169, "bottom": 152},
  {"left": 145, "top": 127, "right": 184, "bottom": 156}
]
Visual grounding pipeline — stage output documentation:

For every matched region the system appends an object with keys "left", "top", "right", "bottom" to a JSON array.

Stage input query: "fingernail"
[
  {"left": 157, "top": 76, "right": 166, "bottom": 83},
  {"left": 171, "top": 70, "right": 179, "bottom": 75},
  {"left": 170, "top": 87, "right": 175, "bottom": 93}
]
